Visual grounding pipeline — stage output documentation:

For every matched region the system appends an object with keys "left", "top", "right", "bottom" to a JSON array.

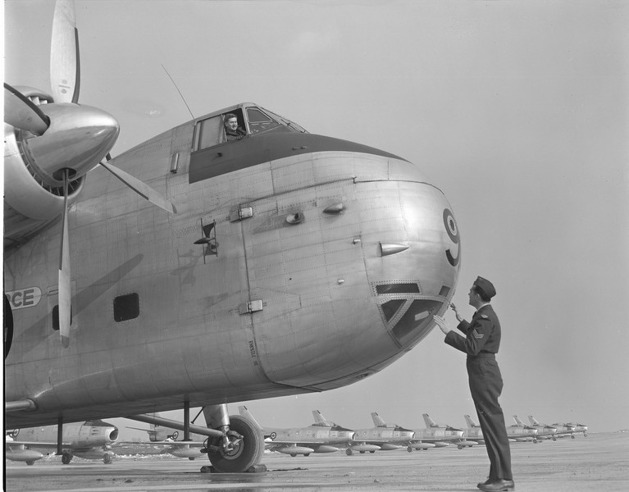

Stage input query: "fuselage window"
[
  {"left": 113, "top": 293, "right": 140, "bottom": 322},
  {"left": 246, "top": 108, "right": 282, "bottom": 135}
]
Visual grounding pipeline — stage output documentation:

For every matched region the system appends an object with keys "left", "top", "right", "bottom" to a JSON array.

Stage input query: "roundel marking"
[
  {"left": 443, "top": 209, "right": 460, "bottom": 267},
  {"left": 270, "top": 432, "right": 277, "bottom": 440}
]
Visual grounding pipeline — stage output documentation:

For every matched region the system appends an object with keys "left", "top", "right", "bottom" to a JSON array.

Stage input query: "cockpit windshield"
[{"left": 193, "top": 104, "right": 307, "bottom": 152}]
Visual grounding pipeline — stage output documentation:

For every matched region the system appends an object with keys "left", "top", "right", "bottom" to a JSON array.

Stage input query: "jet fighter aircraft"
[
  {"left": 464, "top": 414, "right": 539, "bottom": 444},
  {"left": 122, "top": 413, "right": 206, "bottom": 460},
  {"left": 406, "top": 413, "right": 476, "bottom": 451},
  {"left": 528, "top": 416, "right": 572, "bottom": 440},
  {"left": 552, "top": 421, "right": 588, "bottom": 438},
  {"left": 238, "top": 406, "right": 355, "bottom": 456},
  {"left": 513, "top": 416, "right": 557, "bottom": 441},
  {"left": 4, "top": 0, "right": 460, "bottom": 473},
  {"left": 4, "top": 420, "right": 119, "bottom": 465},
  {"left": 347, "top": 412, "right": 415, "bottom": 454}
]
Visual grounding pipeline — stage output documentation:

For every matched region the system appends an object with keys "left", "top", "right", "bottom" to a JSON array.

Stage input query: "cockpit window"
[
  {"left": 192, "top": 105, "right": 308, "bottom": 152},
  {"left": 195, "top": 115, "right": 225, "bottom": 150},
  {"left": 193, "top": 109, "right": 246, "bottom": 151},
  {"left": 247, "top": 108, "right": 282, "bottom": 135}
]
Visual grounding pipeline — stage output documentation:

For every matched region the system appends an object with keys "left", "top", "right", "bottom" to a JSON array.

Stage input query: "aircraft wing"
[
  {"left": 5, "top": 440, "right": 73, "bottom": 449},
  {"left": 116, "top": 439, "right": 205, "bottom": 447},
  {"left": 264, "top": 439, "right": 343, "bottom": 455}
]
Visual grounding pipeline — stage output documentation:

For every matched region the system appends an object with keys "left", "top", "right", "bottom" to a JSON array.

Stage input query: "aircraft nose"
[
  {"left": 23, "top": 103, "right": 120, "bottom": 182},
  {"left": 366, "top": 181, "right": 460, "bottom": 349},
  {"left": 249, "top": 161, "right": 460, "bottom": 390},
  {"left": 109, "top": 426, "right": 119, "bottom": 442}
]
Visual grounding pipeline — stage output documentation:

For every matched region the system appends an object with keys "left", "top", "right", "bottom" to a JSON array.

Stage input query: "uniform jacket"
[{"left": 445, "top": 304, "right": 501, "bottom": 356}]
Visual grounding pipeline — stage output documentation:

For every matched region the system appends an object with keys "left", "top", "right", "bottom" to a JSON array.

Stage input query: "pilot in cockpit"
[{"left": 224, "top": 113, "right": 247, "bottom": 141}]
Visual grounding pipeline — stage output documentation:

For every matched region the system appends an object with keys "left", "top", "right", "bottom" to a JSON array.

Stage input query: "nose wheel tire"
[{"left": 206, "top": 415, "right": 264, "bottom": 473}]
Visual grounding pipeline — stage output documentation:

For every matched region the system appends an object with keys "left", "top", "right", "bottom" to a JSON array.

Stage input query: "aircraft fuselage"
[{"left": 5, "top": 103, "right": 460, "bottom": 428}]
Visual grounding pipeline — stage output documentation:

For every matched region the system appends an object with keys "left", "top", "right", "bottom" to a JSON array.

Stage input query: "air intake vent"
[{"left": 375, "top": 283, "right": 420, "bottom": 295}]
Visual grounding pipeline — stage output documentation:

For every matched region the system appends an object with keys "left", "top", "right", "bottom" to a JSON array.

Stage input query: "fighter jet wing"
[{"left": 5, "top": 440, "right": 73, "bottom": 449}]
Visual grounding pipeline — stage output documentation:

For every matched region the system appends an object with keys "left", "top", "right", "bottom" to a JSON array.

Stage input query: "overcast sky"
[{"left": 4, "top": 0, "right": 628, "bottom": 439}]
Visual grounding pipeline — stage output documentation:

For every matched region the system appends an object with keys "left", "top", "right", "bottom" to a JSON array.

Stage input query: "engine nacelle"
[{"left": 4, "top": 124, "right": 83, "bottom": 245}]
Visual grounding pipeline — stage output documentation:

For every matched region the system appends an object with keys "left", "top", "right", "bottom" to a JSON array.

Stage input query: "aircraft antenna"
[{"left": 161, "top": 64, "right": 195, "bottom": 120}]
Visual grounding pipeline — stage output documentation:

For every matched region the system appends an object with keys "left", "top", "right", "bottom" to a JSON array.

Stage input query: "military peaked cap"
[{"left": 474, "top": 276, "right": 496, "bottom": 299}]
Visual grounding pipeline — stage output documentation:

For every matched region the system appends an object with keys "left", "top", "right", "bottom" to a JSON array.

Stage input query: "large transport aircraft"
[
  {"left": 238, "top": 406, "right": 355, "bottom": 457},
  {"left": 4, "top": 420, "right": 119, "bottom": 465},
  {"left": 4, "top": 0, "right": 460, "bottom": 473}
]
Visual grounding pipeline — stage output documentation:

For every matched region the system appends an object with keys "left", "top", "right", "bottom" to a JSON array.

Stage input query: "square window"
[{"left": 114, "top": 293, "right": 140, "bottom": 322}]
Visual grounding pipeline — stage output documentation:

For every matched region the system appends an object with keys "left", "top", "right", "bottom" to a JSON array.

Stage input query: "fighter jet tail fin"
[
  {"left": 423, "top": 414, "right": 439, "bottom": 428},
  {"left": 464, "top": 414, "right": 478, "bottom": 429},
  {"left": 371, "top": 412, "right": 387, "bottom": 427}
]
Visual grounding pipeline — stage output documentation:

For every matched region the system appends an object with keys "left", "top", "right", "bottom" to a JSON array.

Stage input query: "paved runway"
[{"left": 4, "top": 432, "right": 628, "bottom": 491}]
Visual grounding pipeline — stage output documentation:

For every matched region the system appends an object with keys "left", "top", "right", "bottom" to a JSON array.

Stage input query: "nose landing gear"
[{"left": 201, "top": 405, "right": 265, "bottom": 473}]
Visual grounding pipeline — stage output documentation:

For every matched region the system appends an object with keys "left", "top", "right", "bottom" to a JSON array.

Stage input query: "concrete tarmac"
[{"left": 4, "top": 432, "right": 628, "bottom": 491}]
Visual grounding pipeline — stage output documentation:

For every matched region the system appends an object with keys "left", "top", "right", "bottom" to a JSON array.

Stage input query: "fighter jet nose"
[
  {"left": 109, "top": 426, "right": 119, "bottom": 441},
  {"left": 24, "top": 103, "right": 120, "bottom": 182}
]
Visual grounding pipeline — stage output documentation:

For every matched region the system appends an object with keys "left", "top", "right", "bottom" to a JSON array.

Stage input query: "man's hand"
[
  {"left": 432, "top": 315, "right": 451, "bottom": 335},
  {"left": 450, "top": 303, "right": 463, "bottom": 322}
]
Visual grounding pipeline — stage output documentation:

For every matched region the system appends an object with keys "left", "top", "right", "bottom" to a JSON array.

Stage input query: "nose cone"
[
  {"left": 24, "top": 103, "right": 120, "bottom": 183},
  {"left": 249, "top": 155, "right": 460, "bottom": 390}
]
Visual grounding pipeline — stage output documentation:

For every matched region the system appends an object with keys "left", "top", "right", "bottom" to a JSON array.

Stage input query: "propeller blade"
[
  {"left": 58, "top": 170, "right": 72, "bottom": 348},
  {"left": 51, "top": 0, "right": 80, "bottom": 103},
  {"left": 99, "top": 161, "right": 178, "bottom": 214},
  {"left": 4, "top": 83, "right": 50, "bottom": 135}
]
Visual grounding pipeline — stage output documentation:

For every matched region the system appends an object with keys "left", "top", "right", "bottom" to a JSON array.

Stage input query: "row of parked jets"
[{"left": 5, "top": 408, "right": 588, "bottom": 465}]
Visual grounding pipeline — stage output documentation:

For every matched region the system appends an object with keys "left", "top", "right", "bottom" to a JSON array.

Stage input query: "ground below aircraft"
[{"left": 4, "top": 0, "right": 460, "bottom": 473}]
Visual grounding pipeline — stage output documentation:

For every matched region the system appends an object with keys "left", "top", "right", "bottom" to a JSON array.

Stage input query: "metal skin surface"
[{"left": 4, "top": 105, "right": 461, "bottom": 430}]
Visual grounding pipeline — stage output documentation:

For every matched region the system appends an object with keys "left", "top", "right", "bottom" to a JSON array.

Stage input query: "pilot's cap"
[{"left": 474, "top": 276, "right": 496, "bottom": 299}]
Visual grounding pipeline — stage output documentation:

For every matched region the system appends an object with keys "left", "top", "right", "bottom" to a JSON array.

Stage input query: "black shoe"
[
  {"left": 478, "top": 479, "right": 515, "bottom": 492},
  {"left": 477, "top": 478, "right": 496, "bottom": 489}
]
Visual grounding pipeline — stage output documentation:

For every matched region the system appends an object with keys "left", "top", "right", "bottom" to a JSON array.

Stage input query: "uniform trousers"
[{"left": 467, "top": 354, "right": 512, "bottom": 480}]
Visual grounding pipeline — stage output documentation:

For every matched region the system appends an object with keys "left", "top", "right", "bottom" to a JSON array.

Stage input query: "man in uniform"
[
  {"left": 433, "top": 277, "right": 514, "bottom": 491},
  {"left": 224, "top": 113, "right": 247, "bottom": 141}
]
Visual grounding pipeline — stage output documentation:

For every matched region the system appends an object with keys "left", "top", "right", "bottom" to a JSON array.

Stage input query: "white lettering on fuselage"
[{"left": 7, "top": 287, "right": 42, "bottom": 310}]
